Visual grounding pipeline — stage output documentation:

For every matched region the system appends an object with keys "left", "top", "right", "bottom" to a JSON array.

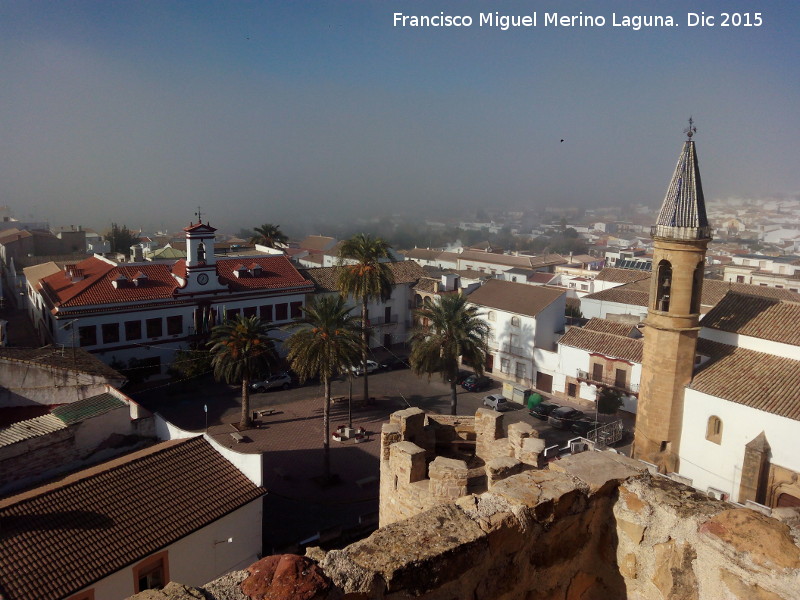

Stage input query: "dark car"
[
  {"left": 381, "top": 356, "right": 410, "bottom": 370},
  {"left": 448, "top": 369, "right": 472, "bottom": 384},
  {"left": 461, "top": 375, "right": 492, "bottom": 392},
  {"left": 529, "top": 401, "right": 561, "bottom": 420},
  {"left": 570, "top": 418, "right": 602, "bottom": 437},
  {"left": 548, "top": 406, "right": 585, "bottom": 429}
]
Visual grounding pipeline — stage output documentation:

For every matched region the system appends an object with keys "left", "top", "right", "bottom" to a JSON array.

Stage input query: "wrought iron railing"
[{"left": 576, "top": 369, "right": 639, "bottom": 393}]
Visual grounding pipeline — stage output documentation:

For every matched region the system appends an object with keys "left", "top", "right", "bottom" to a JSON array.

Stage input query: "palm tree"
[
  {"left": 337, "top": 233, "right": 395, "bottom": 404},
  {"left": 285, "top": 295, "right": 361, "bottom": 479},
  {"left": 250, "top": 223, "right": 288, "bottom": 249},
  {"left": 409, "top": 294, "right": 489, "bottom": 416},
  {"left": 207, "top": 315, "right": 279, "bottom": 429}
]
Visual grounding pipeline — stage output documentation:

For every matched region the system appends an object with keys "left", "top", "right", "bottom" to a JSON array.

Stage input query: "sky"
[{"left": 1, "top": 1, "right": 798, "bottom": 235}]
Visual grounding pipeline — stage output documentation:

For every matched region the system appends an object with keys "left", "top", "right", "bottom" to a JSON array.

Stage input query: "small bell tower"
[
  {"left": 633, "top": 120, "right": 712, "bottom": 472},
  {"left": 182, "top": 209, "right": 223, "bottom": 292}
]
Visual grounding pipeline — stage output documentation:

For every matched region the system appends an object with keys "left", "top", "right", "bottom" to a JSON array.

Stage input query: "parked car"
[
  {"left": 571, "top": 418, "right": 602, "bottom": 437},
  {"left": 448, "top": 369, "right": 472, "bottom": 384},
  {"left": 350, "top": 360, "right": 381, "bottom": 376},
  {"left": 461, "top": 375, "right": 492, "bottom": 392},
  {"left": 483, "top": 394, "right": 508, "bottom": 411},
  {"left": 529, "top": 401, "right": 561, "bottom": 420},
  {"left": 548, "top": 406, "right": 585, "bottom": 429},
  {"left": 250, "top": 372, "right": 292, "bottom": 393},
  {"left": 381, "top": 356, "right": 410, "bottom": 370}
]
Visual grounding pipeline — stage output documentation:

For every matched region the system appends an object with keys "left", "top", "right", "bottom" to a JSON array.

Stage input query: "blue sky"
[{"left": 1, "top": 1, "right": 798, "bottom": 233}]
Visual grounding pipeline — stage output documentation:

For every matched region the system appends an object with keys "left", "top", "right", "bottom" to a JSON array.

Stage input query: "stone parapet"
[
  {"left": 428, "top": 456, "right": 468, "bottom": 501},
  {"left": 486, "top": 456, "right": 523, "bottom": 488}
]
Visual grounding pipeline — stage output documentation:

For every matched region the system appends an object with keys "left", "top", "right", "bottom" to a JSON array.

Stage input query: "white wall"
[
  {"left": 699, "top": 327, "right": 800, "bottom": 360},
  {"left": 77, "top": 498, "right": 262, "bottom": 600},
  {"left": 679, "top": 388, "right": 800, "bottom": 499},
  {"left": 153, "top": 413, "right": 264, "bottom": 487},
  {"left": 580, "top": 297, "right": 647, "bottom": 321}
]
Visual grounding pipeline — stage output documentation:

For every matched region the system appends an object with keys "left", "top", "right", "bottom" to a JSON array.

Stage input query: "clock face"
[{"left": 197, "top": 273, "right": 209, "bottom": 285}]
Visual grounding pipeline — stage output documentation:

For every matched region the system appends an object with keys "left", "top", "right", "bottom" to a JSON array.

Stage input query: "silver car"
[
  {"left": 250, "top": 372, "right": 292, "bottom": 393},
  {"left": 483, "top": 394, "right": 508, "bottom": 411}
]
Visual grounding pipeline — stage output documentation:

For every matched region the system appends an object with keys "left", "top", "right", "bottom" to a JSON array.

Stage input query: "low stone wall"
[{"left": 131, "top": 450, "right": 800, "bottom": 600}]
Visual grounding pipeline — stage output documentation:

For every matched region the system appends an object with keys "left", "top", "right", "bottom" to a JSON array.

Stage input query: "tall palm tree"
[
  {"left": 286, "top": 295, "right": 362, "bottom": 479},
  {"left": 250, "top": 223, "right": 288, "bottom": 249},
  {"left": 409, "top": 294, "right": 489, "bottom": 416},
  {"left": 208, "top": 315, "right": 279, "bottom": 429},
  {"left": 337, "top": 233, "right": 395, "bottom": 404}
]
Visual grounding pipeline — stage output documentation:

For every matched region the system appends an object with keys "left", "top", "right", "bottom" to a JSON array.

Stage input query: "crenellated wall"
[{"left": 379, "top": 407, "right": 547, "bottom": 527}]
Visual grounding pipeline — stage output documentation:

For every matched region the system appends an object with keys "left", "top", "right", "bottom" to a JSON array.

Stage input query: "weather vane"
[
  {"left": 684, "top": 117, "right": 697, "bottom": 139},
  {"left": 195, "top": 206, "right": 203, "bottom": 224}
]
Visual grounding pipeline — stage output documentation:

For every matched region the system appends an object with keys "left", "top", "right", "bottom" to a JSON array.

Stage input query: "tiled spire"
[{"left": 652, "top": 120, "right": 712, "bottom": 240}]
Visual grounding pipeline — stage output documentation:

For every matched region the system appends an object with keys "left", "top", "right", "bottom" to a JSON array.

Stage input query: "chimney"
[{"left": 433, "top": 280, "right": 440, "bottom": 293}]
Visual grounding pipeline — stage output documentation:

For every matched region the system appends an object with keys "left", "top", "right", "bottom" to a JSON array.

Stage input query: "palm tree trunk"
[
  {"left": 323, "top": 377, "right": 331, "bottom": 480},
  {"left": 241, "top": 378, "right": 252, "bottom": 428},
  {"left": 361, "top": 297, "right": 369, "bottom": 404},
  {"left": 450, "top": 381, "right": 458, "bottom": 416}
]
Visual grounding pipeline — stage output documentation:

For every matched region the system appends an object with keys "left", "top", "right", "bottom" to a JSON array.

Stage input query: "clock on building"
[{"left": 197, "top": 273, "right": 209, "bottom": 285}]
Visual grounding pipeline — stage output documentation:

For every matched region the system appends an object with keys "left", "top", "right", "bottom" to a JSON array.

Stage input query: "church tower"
[{"left": 633, "top": 120, "right": 712, "bottom": 472}]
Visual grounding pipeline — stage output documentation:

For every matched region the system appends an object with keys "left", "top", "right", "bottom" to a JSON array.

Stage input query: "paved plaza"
[{"left": 132, "top": 367, "right": 632, "bottom": 552}]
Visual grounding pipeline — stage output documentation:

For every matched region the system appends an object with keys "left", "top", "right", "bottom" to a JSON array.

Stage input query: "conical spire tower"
[{"left": 633, "top": 121, "right": 713, "bottom": 472}]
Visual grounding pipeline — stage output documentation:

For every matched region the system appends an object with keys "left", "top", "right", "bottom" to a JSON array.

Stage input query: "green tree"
[
  {"left": 597, "top": 387, "right": 624, "bottom": 415},
  {"left": 285, "top": 295, "right": 361, "bottom": 479},
  {"left": 207, "top": 315, "right": 279, "bottom": 429},
  {"left": 250, "top": 223, "right": 288, "bottom": 248},
  {"left": 337, "top": 233, "right": 395, "bottom": 404},
  {"left": 409, "top": 294, "right": 489, "bottom": 416},
  {"left": 106, "top": 223, "right": 139, "bottom": 253},
  {"left": 168, "top": 345, "right": 213, "bottom": 382}
]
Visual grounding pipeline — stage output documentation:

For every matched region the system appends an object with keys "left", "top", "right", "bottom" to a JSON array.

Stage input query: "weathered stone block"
[
  {"left": 486, "top": 456, "right": 522, "bottom": 488},
  {"left": 549, "top": 450, "right": 649, "bottom": 495},
  {"left": 389, "top": 441, "right": 427, "bottom": 485},
  {"left": 651, "top": 540, "right": 697, "bottom": 600}
]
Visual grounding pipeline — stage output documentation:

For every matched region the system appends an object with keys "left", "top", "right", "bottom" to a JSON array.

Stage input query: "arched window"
[
  {"left": 655, "top": 260, "right": 672, "bottom": 312},
  {"left": 510, "top": 316, "right": 520, "bottom": 327},
  {"left": 706, "top": 416, "right": 723, "bottom": 444},
  {"left": 487, "top": 311, "right": 496, "bottom": 321},
  {"left": 691, "top": 262, "right": 704, "bottom": 314},
  {"left": 197, "top": 242, "right": 206, "bottom": 263}
]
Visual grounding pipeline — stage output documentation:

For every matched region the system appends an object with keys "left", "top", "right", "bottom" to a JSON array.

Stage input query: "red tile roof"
[
  {"left": 692, "top": 339, "right": 800, "bottom": 421},
  {"left": 559, "top": 327, "right": 643, "bottom": 363},
  {"left": 217, "top": 256, "right": 313, "bottom": 291},
  {"left": 593, "top": 268, "right": 651, "bottom": 284},
  {"left": 38, "top": 255, "right": 313, "bottom": 308},
  {"left": 583, "top": 318, "right": 638, "bottom": 337},
  {"left": 700, "top": 292, "right": 800, "bottom": 345},
  {"left": 0, "top": 437, "right": 265, "bottom": 600}
]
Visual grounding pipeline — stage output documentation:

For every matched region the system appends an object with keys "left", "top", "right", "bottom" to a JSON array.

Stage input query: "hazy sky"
[{"left": 1, "top": 1, "right": 798, "bottom": 234}]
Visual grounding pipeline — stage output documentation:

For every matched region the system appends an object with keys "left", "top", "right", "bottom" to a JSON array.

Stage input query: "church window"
[
  {"left": 706, "top": 416, "right": 723, "bottom": 444},
  {"left": 655, "top": 260, "right": 672, "bottom": 312}
]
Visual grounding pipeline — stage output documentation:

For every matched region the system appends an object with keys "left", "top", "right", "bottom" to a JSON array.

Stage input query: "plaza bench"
[{"left": 230, "top": 432, "right": 244, "bottom": 443}]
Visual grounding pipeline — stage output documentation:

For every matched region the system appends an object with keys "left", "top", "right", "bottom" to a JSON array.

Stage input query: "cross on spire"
[{"left": 684, "top": 117, "right": 697, "bottom": 139}]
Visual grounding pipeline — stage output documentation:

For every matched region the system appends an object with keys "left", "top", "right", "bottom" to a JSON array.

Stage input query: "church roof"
[
  {"left": 700, "top": 292, "right": 800, "bottom": 346},
  {"left": 653, "top": 137, "right": 712, "bottom": 240},
  {"left": 558, "top": 326, "right": 643, "bottom": 363},
  {"left": 692, "top": 339, "right": 800, "bottom": 421}
]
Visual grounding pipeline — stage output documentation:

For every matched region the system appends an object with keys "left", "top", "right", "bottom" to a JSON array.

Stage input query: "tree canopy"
[
  {"left": 409, "top": 294, "right": 489, "bottom": 416},
  {"left": 285, "top": 295, "right": 361, "bottom": 478},
  {"left": 207, "top": 315, "right": 279, "bottom": 428},
  {"left": 250, "top": 223, "right": 288, "bottom": 248},
  {"left": 106, "top": 223, "right": 139, "bottom": 253}
]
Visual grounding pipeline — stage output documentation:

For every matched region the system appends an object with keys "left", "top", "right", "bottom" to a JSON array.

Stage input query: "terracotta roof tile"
[
  {"left": 558, "top": 327, "right": 643, "bottom": 363},
  {"left": 582, "top": 286, "right": 651, "bottom": 307},
  {"left": 302, "top": 261, "right": 425, "bottom": 293},
  {"left": 692, "top": 339, "right": 800, "bottom": 421},
  {"left": 593, "top": 268, "right": 651, "bottom": 284},
  {"left": 583, "top": 318, "right": 638, "bottom": 337},
  {"left": 0, "top": 347, "right": 124, "bottom": 381},
  {"left": 0, "top": 437, "right": 265, "bottom": 600},
  {"left": 467, "top": 279, "right": 564, "bottom": 317},
  {"left": 700, "top": 292, "right": 800, "bottom": 345}
]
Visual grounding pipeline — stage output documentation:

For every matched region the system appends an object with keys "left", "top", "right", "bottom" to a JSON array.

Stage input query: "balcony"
[
  {"left": 576, "top": 370, "right": 639, "bottom": 394},
  {"left": 500, "top": 343, "right": 526, "bottom": 357},
  {"left": 366, "top": 315, "right": 399, "bottom": 328}
]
